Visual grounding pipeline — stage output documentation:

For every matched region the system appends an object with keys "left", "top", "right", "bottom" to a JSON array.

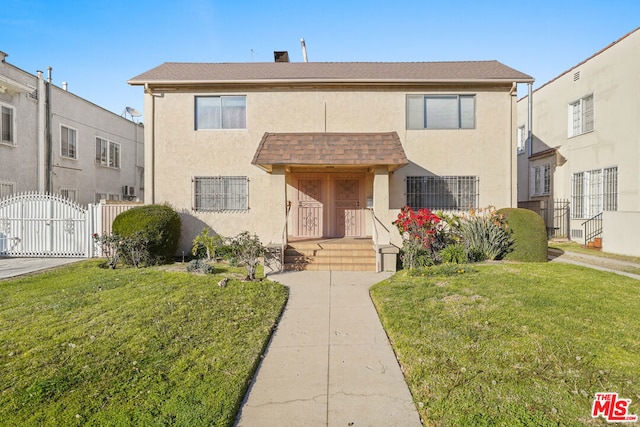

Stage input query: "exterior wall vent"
[
  {"left": 571, "top": 229, "right": 583, "bottom": 239},
  {"left": 573, "top": 71, "right": 580, "bottom": 81}
]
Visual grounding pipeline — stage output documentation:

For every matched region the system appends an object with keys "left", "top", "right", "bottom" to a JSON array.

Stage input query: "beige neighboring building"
[
  {"left": 0, "top": 51, "right": 144, "bottom": 206},
  {"left": 517, "top": 27, "right": 640, "bottom": 256},
  {"left": 129, "top": 59, "right": 533, "bottom": 270}
]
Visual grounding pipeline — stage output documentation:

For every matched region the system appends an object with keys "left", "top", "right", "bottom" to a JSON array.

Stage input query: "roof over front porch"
[{"left": 251, "top": 132, "right": 409, "bottom": 172}]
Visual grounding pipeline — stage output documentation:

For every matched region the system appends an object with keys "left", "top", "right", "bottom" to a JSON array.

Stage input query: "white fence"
[{"left": 0, "top": 193, "right": 141, "bottom": 258}]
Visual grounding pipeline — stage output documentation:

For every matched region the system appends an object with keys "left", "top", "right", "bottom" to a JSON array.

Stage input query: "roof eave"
[{"left": 129, "top": 77, "right": 534, "bottom": 86}]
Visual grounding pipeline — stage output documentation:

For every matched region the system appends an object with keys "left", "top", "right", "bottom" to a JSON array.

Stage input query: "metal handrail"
[
  {"left": 368, "top": 208, "right": 380, "bottom": 272},
  {"left": 581, "top": 212, "right": 603, "bottom": 243}
]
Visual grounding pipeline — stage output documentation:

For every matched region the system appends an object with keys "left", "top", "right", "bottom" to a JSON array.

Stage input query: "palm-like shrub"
[{"left": 459, "top": 207, "right": 513, "bottom": 261}]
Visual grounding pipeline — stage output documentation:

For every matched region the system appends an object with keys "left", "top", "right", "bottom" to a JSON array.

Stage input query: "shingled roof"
[
  {"left": 252, "top": 132, "right": 409, "bottom": 172},
  {"left": 129, "top": 61, "right": 533, "bottom": 85}
]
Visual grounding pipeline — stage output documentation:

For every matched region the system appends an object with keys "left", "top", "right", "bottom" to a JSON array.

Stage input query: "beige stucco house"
[
  {"left": 0, "top": 51, "right": 144, "bottom": 206},
  {"left": 129, "top": 59, "right": 533, "bottom": 270},
  {"left": 517, "top": 27, "right": 640, "bottom": 256}
]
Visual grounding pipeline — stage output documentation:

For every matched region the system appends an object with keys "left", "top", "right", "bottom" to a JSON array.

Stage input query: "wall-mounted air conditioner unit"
[{"left": 123, "top": 186, "right": 136, "bottom": 197}]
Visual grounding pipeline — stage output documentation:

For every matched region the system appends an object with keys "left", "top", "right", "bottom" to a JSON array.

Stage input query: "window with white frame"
[
  {"left": 60, "top": 188, "right": 78, "bottom": 203},
  {"left": 407, "top": 95, "right": 475, "bottom": 130},
  {"left": 406, "top": 176, "right": 479, "bottom": 211},
  {"left": 0, "top": 181, "right": 16, "bottom": 198},
  {"left": 517, "top": 126, "right": 526, "bottom": 153},
  {"left": 530, "top": 164, "right": 551, "bottom": 197},
  {"left": 61, "top": 125, "right": 77, "bottom": 159},
  {"left": 568, "top": 94, "right": 594, "bottom": 137},
  {"left": 193, "top": 176, "right": 248, "bottom": 211},
  {"left": 1, "top": 104, "right": 15, "bottom": 145},
  {"left": 571, "top": 166, "right": 617, "bottom": 219},
  {"left": 95, "top": 137, "right": 120, "bottom": 168},
  {"left": 195, "top": 96, "right": 247, "bottom": 130}
]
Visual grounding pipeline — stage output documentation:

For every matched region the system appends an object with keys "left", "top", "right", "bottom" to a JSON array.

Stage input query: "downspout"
[
  {"left": 45, "top": 67, "right": 52, "bottom": 194},
  {"left": 145, "top": 83, "right": 155, "bottom": 204},
  {"left": 527, "top": 82, "right": 533, "bottom": 157},
  {"left": 509, "top": 82, "right": 517, "bottom": 207},
  {"left": 36, "top": 71, "right": 46, "bottom": 192}
]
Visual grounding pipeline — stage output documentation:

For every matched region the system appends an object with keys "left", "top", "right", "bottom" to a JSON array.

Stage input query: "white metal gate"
[{"left": 0, "top": 192, "right": 99, "bottom": 258}]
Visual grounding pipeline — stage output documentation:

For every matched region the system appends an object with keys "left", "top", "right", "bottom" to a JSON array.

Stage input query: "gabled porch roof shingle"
[{"left": 252, "top": 132, "right": 409, "bottom": 172}]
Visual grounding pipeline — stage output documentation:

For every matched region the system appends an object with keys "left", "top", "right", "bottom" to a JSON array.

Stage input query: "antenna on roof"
[
  {"left": 301, "top": 38, "right": 308, "bottom": 62},
  {"left": 123, "top": 106, "right": 142, "bottom": 123}
]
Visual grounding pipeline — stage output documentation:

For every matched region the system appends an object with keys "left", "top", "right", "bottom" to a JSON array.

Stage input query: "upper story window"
[
  {"left": 407, "top": 95, "right": 475, "bottom": 130},
  {"left": 568, "top": 94, "right": 594, "bottom": 137},
  {"left": 95, "top": 137, "right": 120, "bottom": 168},
  {"left": 195, "top": 96, "right": 246, "bottom": 130},
  {"left": 61, "top": 125, "right": 77, "bottom": 159},
  {"left": 406, "top": 175, "right": 479, "bottom": 211},
  {"left": 1, "top": 104, "right": 15, "bottom": 145},
  {"left": 517, "top": 126, "right": 526, "bottom": 153}
]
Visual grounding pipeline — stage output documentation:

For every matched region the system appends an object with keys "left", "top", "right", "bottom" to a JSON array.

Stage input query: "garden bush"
[
  {"left": 497, "top": 208, "right": 548, "bottom": 262},
  {"left": 440, "top": 243, "right": 467, "bottom": 264},
  {"left": 112, "top": 204, "right": 181, "bottom": 265},
  {"left": 459, "top": 207, "right": 513, "bottom": 261}
]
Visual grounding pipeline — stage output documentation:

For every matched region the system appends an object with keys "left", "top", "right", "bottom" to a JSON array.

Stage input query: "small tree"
[
  {"left": 228, "top": 231, "right": 266, "bottom": 281},
  {"left": 191, "top": 227, "right": 221, "bottom": 260}
]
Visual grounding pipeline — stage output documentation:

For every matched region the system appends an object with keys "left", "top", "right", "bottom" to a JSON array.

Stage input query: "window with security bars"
[
  {"left": 0, "top": 181, "right": 15, "bottom": 199},
  {"left": 60, "top": 188, "right": 78, "bottom": 203},
  {"left": 568, "top": 94, "right": 594, "bottom": 137},
  {"left": 571, "top": 166, "right": 617, "bottom": 219},
  {"left": 194, "top": 176, "right": 248, "bottom": 212},
  {"left": 406, "top": 176, "right": 479, "bottom": 211}
]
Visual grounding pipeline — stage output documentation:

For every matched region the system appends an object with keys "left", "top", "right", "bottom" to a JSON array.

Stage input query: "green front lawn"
[
  {"left": 0, "top": 260, "right": 288, "bottom": 426},
  {"left": 371, "top": 263, "right": 640, "bottom": 426}
]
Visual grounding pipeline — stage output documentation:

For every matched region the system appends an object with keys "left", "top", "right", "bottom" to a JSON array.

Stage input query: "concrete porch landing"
[{"left": 235, "top": 270, "right": 422, "bottom": 426}]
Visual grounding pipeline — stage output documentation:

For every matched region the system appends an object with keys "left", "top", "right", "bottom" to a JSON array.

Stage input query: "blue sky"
[{"left": 1, "top": 0, "right": 638, "bottom": 116}]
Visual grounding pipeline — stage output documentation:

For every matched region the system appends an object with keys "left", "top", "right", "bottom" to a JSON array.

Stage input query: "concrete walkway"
[
  {"left": 548, "top": 248, "right": 640, "bottom": 280},
  {"left": 235, "top": 270, "right": 422, "bottom": 427},
  {"left": 0, "top": 257, "right": 83, "bottom": 280}
]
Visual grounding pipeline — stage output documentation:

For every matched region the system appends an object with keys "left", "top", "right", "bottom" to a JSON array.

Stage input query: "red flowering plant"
[{"left": 393, "top": 206, "right": 443, "bottom": 269}]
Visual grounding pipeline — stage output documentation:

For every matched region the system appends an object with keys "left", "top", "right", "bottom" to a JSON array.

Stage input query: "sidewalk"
[
  {"left": 0, "top": 257, "right": 83, "bottom": 279},
  {"left": 235, "top": 270, "right": 422, "bottom": 427},
  {"left": 548, "top": 248, "right": 640, "bottom": 280}
]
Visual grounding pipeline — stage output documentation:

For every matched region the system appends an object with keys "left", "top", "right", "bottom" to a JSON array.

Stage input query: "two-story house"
[
  {"left": 517, "top": 27, "right": 640, "bottom": 256},
  {"left": 0, "top": 51, "right": 144, "bottom": 206},
  {"left": 129, "top": 58, "right": 533, "bottom": 271}
]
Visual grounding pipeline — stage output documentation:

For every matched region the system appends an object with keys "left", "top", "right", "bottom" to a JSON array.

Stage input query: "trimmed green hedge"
[
  {"left": 112, "top": 204, "right": 181, "bottom": 264},
  {"left": 497, "top": 208, "right": 548, "bottom": 262}
]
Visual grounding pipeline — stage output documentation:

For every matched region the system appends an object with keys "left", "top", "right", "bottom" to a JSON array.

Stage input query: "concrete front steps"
[{"left": 284, "top": 238, "right": 377, "bottom": 271}]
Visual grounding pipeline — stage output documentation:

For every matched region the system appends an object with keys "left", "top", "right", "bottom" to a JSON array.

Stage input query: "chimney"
[
  {"left": 0, "top": 51, "right": 8, "bottom": 62},
  {"left": 274, "top": 51, "right": 290, "bottom": 62},
  {"left": 62, "top": 82, "right": 68, "bottom": 91},
  {"left": 301, "top": 38, "right": 308, "bottom": 62}
]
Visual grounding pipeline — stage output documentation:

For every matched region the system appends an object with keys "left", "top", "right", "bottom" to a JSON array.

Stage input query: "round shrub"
[
  {"left": 496, "top": 208, "right": 547, "bottom": 262},
  {"left": 112, "top": 204, "right": 181, "bottom": 265}
]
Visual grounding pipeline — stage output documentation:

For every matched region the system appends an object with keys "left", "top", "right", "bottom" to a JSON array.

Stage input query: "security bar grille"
[
  {"left": 406, "top": 176, "right": 479, "bottom": 211},
  {"left": 193, "top": 176, "right": 249, "bottom": 212}
]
